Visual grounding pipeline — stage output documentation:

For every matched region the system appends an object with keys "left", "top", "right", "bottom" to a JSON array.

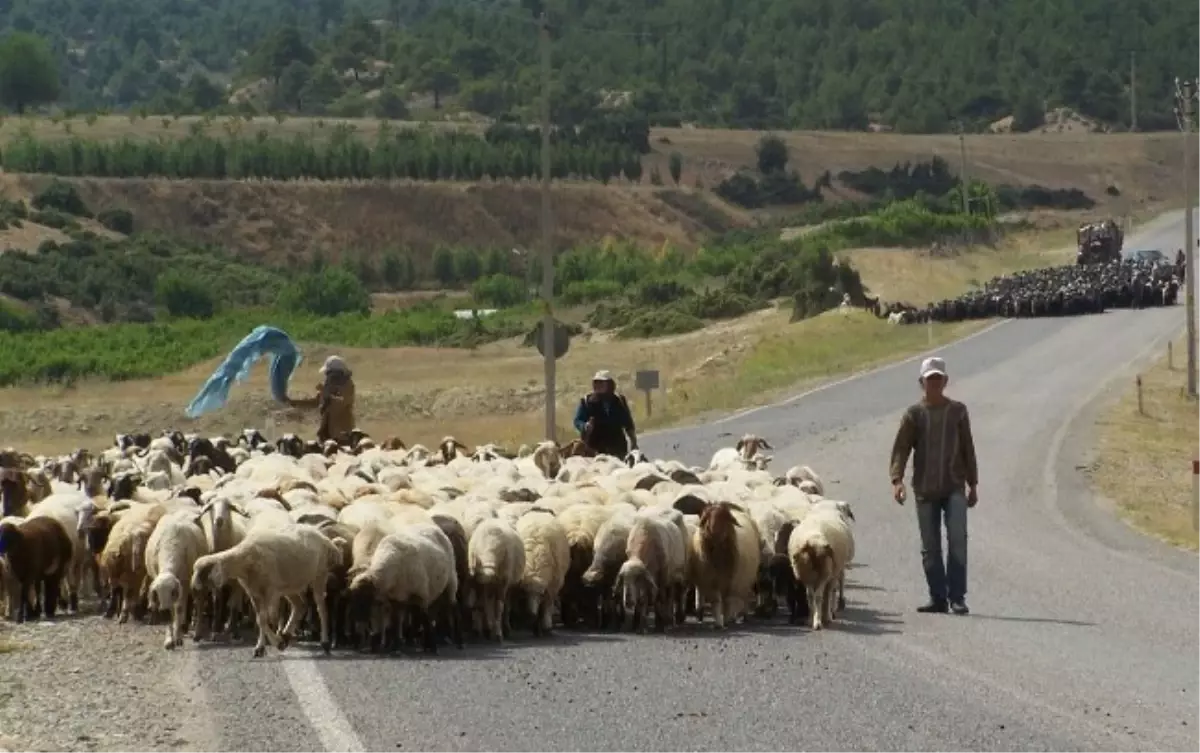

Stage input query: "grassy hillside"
[{"left": 2, "top": 0, "right": 1195, "bottom": 133}]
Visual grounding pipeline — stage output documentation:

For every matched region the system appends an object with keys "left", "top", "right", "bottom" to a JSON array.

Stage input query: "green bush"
[
  {"left": 31, "top": 180, "right": 91, "bottom": 217},
  {"left": 616, "top": 307, "right": 704, "bottom": 339},
  {"left": 0, "top": 298, "right": 37, "bottom": 333},
  {"left": 560, "top": 279, "right": 621, "bottom": 305},
  {"left": 276, "top": 267, "right": 370, "bottom": 317},
  {"left": 155, "top": 271, "right": 216, "bottom": 319},
  {"left": 97, "top": 208, "right": 135, "bottom": 234},
  {"left": 30, "top": 208, "right": 78, "bottom": 230},
  {"left": 471, "top": 274, "right": 526, "bottom": 307}
]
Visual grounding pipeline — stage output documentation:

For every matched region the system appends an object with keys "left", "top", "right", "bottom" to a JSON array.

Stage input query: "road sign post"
[
  {"left": 1192, "top": 459, "right": 1199, "bottom": 533},
  {"left": 635, "top": 369, "right": 660, "bottom": 418}
]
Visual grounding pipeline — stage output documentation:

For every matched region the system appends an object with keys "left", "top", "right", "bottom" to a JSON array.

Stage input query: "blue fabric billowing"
[{"left": 186, "top": 325, "right": 302, "bottom": 418}]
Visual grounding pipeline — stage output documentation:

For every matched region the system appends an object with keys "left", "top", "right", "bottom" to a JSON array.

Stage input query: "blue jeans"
[{"left": 916, "top": 490, "right": 968, "bottom": 603}]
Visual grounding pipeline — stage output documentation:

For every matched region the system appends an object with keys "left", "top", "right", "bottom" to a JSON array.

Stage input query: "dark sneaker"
[
  {"left": 949, "top": 600, "right": 970, "bottom": 615},
  {"left": 917, "top": 601, "right": 948, "bottom": 613}
]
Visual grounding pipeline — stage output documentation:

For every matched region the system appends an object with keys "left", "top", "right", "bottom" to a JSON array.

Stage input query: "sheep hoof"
[
  {"left": 320, "top": 641, "right": 332, "bottom": 656},
  {"left": 164, "top": 637, "right": 177, "bottom": 650},
  {"left": 277, "top": 635, "right": 290, "bottom": 651},
  {"left": 117, "top": 613, "right": 130, "bottom": 625},
  {"left": 252, "top": 645, "right": 266, "bottom": 658}
]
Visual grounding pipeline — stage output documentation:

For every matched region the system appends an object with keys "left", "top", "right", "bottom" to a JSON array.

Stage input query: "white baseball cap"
[
  {"left": 919, "top": 357, "right": 947, "bottom": 380},
  {"left": 320, "top": 355, "right": 350, "bottom": 376},
  {"left": 592, "top": 370, "right": 614, "bottom": 382}
]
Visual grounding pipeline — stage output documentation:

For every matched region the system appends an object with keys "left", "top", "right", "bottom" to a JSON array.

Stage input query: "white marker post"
[{"left": 1192, "top": 459, "right": 1198, "bottom": 533}]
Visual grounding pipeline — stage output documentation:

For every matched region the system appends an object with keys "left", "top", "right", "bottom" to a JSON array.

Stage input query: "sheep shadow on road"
[{"left": 962, "top": 613, "right": 1097, "bottom": 628}]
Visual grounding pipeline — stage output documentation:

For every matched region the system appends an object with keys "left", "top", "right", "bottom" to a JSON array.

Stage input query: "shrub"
[
  {"left": 97, "top": 208, "right": 135, "bottom": 234},
  {"left": 276, "top": 267, "right": 371, "bottom": 317},
  {"left": 155, "top": 271, "right": 216, "bottom": 319},
  {"left": 31, "top": 180, "right": 91, "bottom": 217},
  {"left": 471, "top": 274, "right": 526, "bottom": 307},
  {"left": 560, "top": 279, "right": 621, "bottom": 305},
  {"left": 30, "top": 208, "right": 78, "bottom": 230},
  {"left": 616, "top": 307, "right": 704, "bottom": 339},
  {"left": 0, "top": 298, "right": 36, "bottom": 333}
]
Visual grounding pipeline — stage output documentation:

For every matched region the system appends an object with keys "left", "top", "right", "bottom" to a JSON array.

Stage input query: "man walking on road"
[{"left": 889, "top": 356, "right": 979, "bottom": 615}]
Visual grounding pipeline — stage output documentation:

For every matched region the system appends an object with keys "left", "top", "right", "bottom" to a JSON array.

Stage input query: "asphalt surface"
[{"left": 191, "top": 209, "right": 1199, "bottom": 752}]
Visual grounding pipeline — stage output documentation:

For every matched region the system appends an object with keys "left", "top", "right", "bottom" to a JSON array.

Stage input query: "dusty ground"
[
  {"left": 0, "top": 609, "right": 215, "bottom": 752},
  {"left": 1089, "top": 336, "right": 1199, "bottom": 551},
  {"left": 0, "top": 227, "right": 1073, "bottom": 456}
]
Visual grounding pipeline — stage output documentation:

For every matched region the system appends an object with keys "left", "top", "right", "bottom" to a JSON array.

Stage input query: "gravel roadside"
[{"left": 0, "top": 610, "right": 217, "bottom": 753}]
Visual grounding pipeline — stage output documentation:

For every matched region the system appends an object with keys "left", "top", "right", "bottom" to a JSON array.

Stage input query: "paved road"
[{"left": 191, "top": 210, "right": 1199, "bottom": 752}]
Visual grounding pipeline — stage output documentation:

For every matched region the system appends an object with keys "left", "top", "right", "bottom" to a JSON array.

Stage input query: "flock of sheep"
[
  {"left": 0, "top": 428, "right": 856, "bottom": 657},
  {"left": 866, "top": 256, "right": 1183, "bottom": 324}
]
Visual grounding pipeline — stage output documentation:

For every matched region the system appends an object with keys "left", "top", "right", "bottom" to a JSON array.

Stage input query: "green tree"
[
  {"left": 415, "top": 59, "right": 459, "bottom": 109},
  {"left": 0, "top": 32, "right": 60, "bottom": 114},
  {"left": 277, "top": 267, "right": 370, "bottom": 316},
  {"left": 251, "top": 26, "right": 315, "bottom": 84},
  {"left": 432, "top": 247, "right": 457, "bottom": 285},
  {"left": 454, "top": 248, "right": 483, "bottom": 282},
  {"left": 1012, "top": 92, "right": 1045, "bottom": 133},
  {"left": 374, "top": 87, "right": 409, "bottom": 119},
  {"left": 155, "top": 272, "right": 216, "bottom": 319},
  {"left": 756, "top": 134, "right": 788, "bottom": 174},
  {"left": 471, "top": 274, "right": 525, "bottom": 307}
]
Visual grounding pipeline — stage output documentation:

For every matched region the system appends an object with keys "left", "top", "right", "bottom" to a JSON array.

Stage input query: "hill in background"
[{"left": 3, "top": 0, "right": 1195, "bottom": 133}]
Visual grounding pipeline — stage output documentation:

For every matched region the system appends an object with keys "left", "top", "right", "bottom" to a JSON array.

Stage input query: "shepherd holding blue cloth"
[
  {"left": 288, "top": 355, "right": 357, "bottom": 444},
  {"left": 185, "top": 327, "right": 357, "bottom": 444}
]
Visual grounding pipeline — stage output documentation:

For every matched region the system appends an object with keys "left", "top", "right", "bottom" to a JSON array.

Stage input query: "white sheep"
[
  {"left": 144, "top": 509, "right": 210, "bottom": 649},
  {"left": 345, "top": 522, "right": 460, "bottom": 653},
  {"left": 190, "top": 523, "right": 344, "bottom": 656},
  {"left": 786, "top": 507, "right": 855, "bottom": 630},
  {"left": 467, "top": 518, "right": 526, "bottom": 642},
  {"left": 614, "top": 507, "right": 687, "bottom": 633},
  {"left": 514, "top": 509, "right": 570, "bottom": 636}
]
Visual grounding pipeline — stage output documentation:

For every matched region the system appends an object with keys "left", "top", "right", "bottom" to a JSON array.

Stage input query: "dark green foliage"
[
  {"left": 471, "top": 274, "right": 526, "bottom": 307},
  {"left": 30, "top": 208, "right": 78, "bottom": 230},
  {"left": 31, "top": 180, "right": 91, "bottom": 217},
  {"left": 617, "top": 308, "right": 703, "bottom": 340},
  {"left": 756, "top": 135, "right": 788, "bottom": 174},
  {"left": 276, "top": 267, "right": 371, "bottom": 317},
  {"left": 838, "top": 158, "right": 960, "bottom": 200},
  {"left": 0, "top": 298, "right": 36, "bottom": 333},
  {"left": 668, "top": 152, "right": 683, "bottom": 185},
  {"left": 97, "top": 208, "right": 135, "bottom": 234},
  {"left": 155, "top": 271, "right": 215, "bottom": 319},
  {"left": 1, "top": 1, "right": 1193, "bottom": 132},
  {"left": 432, "top": 247, "right": 456, "bottom": 285},
  {"left": 0, "top": 31, "right": 59, "bottom": 113},
  {"left": 381, "top": 249, "right": 416, "bottom": 289},
  {"left": 0, "top": 232, "right": 285, "bottom": 322},
  {"left": 0, "top": 125, "right": 642, "bottom": 182}
]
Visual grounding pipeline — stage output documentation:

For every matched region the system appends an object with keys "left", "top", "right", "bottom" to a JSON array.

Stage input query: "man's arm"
[
  {"left": 573, "top": 400, "right": 589, "bottom": 434},
  {"left": 889, "top": 408, "right": 917, "bottom": 484},
  {"left": 959, "top": 405, "right": 979, "bottom": 488}
]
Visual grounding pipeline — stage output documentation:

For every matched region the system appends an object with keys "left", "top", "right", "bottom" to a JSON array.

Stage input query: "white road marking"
[{"left": 282, "top": 653, "right": 365, "bottom": 752}]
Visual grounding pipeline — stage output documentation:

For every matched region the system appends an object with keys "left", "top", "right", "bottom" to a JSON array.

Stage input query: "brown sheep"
[
  {"left": 1, "top": 468, "right": 29, "bottom": 517},
  {"left": 380, "top": 437, "right": 407, "bottom": 451},
  {"left": 0, "top": 517, "right": 75, "bottom": 622}
]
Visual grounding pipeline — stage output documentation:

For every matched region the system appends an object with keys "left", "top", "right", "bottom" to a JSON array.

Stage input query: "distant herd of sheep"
[{"left": 0, "top": 429, "right": 856, "bottom": 657}]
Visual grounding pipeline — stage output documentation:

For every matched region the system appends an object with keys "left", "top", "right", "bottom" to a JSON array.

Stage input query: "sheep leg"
[
  {"left": 42, "top": 577, "right": 60, "bottom": 620},
  {"left": 168, "top": 592, "right": 188, "bottom": 649},
  {"left": 312, "top": 584, "right": 332, "bottom": 655},
  {"left": 712, "top": 593, "right": 726, "bottom": 630},
  {"left": 823, "top": 581, "right": 837, "bottom": 625},
  {"left": 245, "top": 590, "right": 282, "bottom": 657},
  {"left": 837, "top": 572, "right": 846, "bottom": 614},
  {"left": 104, "top": 585, "right": 121, "bottom": 619},
  {"left": 278, "top": 594, "right": 308, "bottom": 649},
  {"left": 809, "top": 580, "right": 824, "bottom": 631}
]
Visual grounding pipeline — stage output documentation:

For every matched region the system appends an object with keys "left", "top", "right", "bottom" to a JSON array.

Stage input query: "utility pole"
[
  {"left": 956, "top": 121, "right": 969, "bottom": 215},
  {"left": 538, "top": 12, "right": 557, "bottom": 439},
  {"left": 1175, "top": 77, "right": 1197, "bottom": 399},
  {"left": 1129, "top": 50, "right": 1137, "bottom": 132}
]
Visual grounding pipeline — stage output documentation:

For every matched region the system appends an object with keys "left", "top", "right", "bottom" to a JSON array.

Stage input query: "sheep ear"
[
  {"left": 230, "top": 504, "right": 249, "bottom": 517},
  {"left": 455, "top": 441, "right": 469, "bottom": 451},
  {"left": 760, "top": 439, "right": 773, "bottom": 450},
  {"left": 774, "top": 521, "right": 795, "bottom": 554},
  {"left": 735, "top": 439, "right": 745, "bottom": 451},
  {"left": 197, "top": 501, "right": 214, "bottom": 517}
]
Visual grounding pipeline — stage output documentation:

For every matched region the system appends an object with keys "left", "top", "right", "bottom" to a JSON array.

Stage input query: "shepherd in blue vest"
[{"left": 573, "top": 370, "right": 638, "bottom": 459}]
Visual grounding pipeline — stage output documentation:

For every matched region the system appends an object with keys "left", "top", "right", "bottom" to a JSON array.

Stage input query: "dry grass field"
[
  {"left": 0, "top": 115, "right": 1186, "bottom": 262},
  {"left": 1091, "top": 337, "right": 1199, "bottom": 551},
  {"left": 0, "top": 226, "right": 1083, "bottom": 456}
]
